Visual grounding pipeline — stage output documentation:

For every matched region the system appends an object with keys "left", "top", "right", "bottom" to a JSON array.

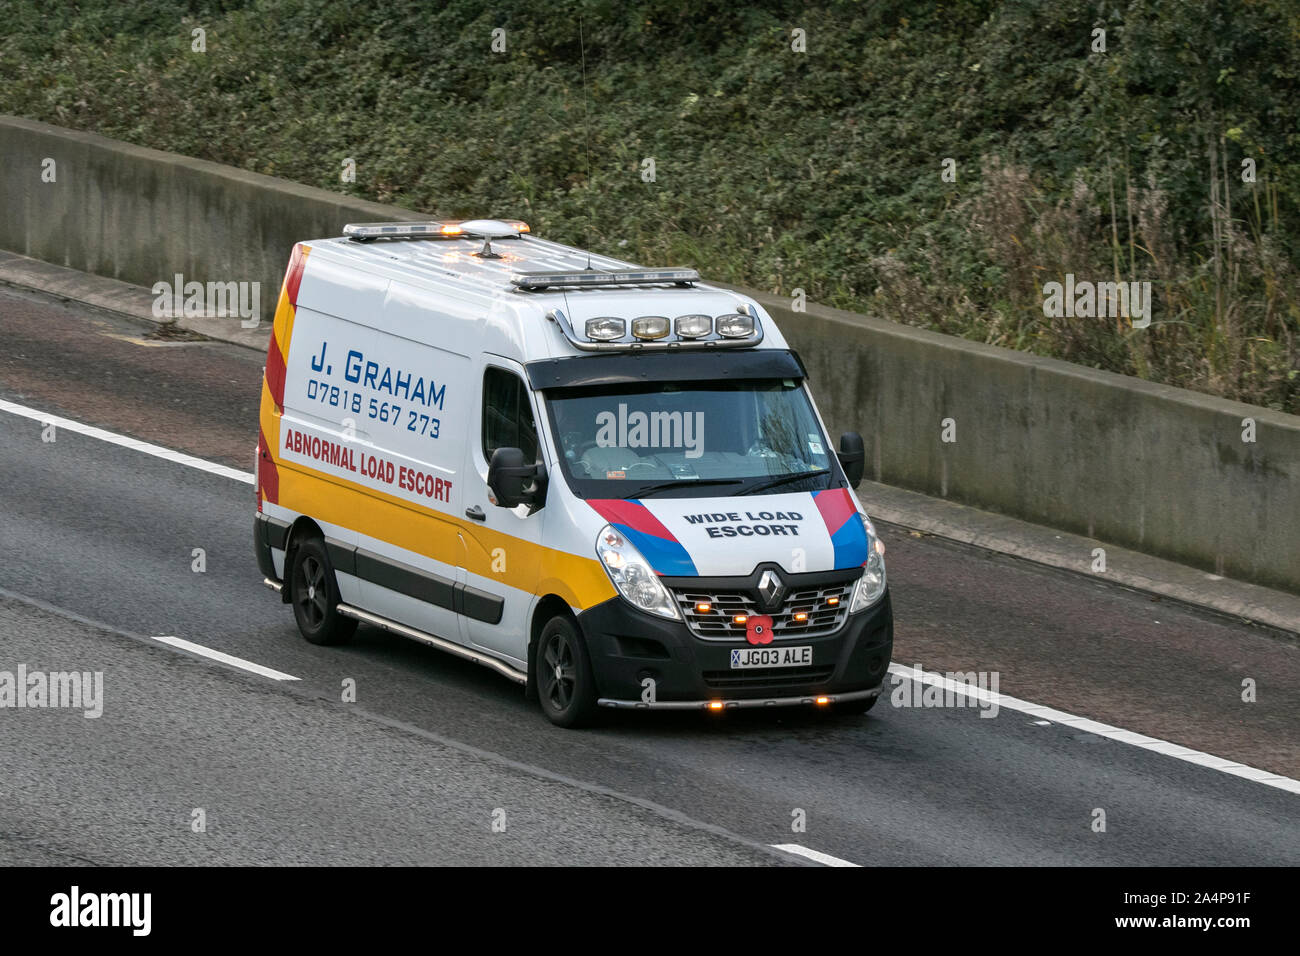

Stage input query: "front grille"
[
  {"left": 674, "top": 582, "right": 852, "bottom": 641},
  {"left": 703, "top": 665, "right": 836, "bottom": 688}
]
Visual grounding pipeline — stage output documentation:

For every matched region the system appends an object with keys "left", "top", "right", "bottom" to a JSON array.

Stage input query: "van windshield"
[{"left": 543, "top": 379, "right": 840, "bottom": 499}]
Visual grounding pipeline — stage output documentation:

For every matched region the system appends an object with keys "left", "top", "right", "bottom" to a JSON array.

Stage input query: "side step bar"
[
  {"left": 336, "top": 604, "right": 528, "bottom": 685},
  {"left": 264, "top": 577, "right": 526, "bottom": 685}
]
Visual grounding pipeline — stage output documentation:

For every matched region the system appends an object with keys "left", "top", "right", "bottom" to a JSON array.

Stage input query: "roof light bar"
[
  {"left": 344, "top": 221, "right": 454, "bottom": 240},
  {"left": 343, "top": 219, "right": 530, "bottom": 242},
  {"left": 510, "top": 267, "right": 699, "bottom": 291},
  {"left": 547, "top": 307, "right": 764, "bottom": 352}
]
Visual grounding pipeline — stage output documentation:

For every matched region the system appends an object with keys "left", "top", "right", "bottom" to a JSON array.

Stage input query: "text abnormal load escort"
[{"left": 254, "top": 219, "right": 893, "bottom": 727}]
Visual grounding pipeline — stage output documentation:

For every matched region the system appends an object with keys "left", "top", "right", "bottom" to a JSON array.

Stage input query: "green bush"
[{"left": 3, "top": 0, "right": 1297, "bottom": 410}]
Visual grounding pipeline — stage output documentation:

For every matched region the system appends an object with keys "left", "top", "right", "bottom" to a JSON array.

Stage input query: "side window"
[{"left": 482, "top": 367, "right": 539, "bottom": 464}]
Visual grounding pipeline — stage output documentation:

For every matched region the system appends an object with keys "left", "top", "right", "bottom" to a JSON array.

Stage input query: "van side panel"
[{"left": 261, "top": 246, "right": 617, "bottom": 659}]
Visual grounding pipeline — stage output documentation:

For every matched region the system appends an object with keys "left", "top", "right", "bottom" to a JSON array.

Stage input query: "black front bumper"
[{"left": 576, "top": 589, "right": 893, "bottom": 707}]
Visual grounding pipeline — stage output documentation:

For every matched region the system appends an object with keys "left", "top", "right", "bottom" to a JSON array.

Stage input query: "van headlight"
[
  {"left": 850, "top": 514, "right": 887, "bottom": 612},
  {"left": 595, "top": 525, "right": 680, "bottom": 620}
]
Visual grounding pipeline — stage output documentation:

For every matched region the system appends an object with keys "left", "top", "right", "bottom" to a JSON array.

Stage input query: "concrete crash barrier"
[
  {"left": 769, "top": 295, "right": 1300, "bottom": 595},
  {"left": 2, "top": 115, "right": 1297, "bottom": 594},
  {"left": 0, "top": 116, "right": 422, "bottom": 317}
]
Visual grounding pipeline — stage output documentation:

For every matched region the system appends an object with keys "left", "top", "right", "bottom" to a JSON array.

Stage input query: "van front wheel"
[
  {"left": 290, "top": 536, "right": 357, "bottom": 646},
  {"left": 535, "top": 616, "right": 599, "bottom": 728}
]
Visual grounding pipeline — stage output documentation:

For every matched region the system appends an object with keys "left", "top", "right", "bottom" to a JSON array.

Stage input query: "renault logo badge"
[{"left": 757, "top": 569, "right": 785, "bottom": 610}]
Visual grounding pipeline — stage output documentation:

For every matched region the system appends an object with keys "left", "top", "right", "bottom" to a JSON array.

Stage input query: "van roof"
[
  {"left": 303, "top": 226, "right": 786, "bottom": 358},
  {"left": 306, "top": 231, "right": 759, "bottom": 306},
  {"left": 324, "top": 230, "right": 631, "bottom": 285},
  {"left": 309, "top": 230, "right": 713, "bottom": 298}
]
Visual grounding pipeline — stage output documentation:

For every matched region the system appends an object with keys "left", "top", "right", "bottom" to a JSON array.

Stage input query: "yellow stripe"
[{"left": 259, "top": 383, "right": 278, "bottom": 451}]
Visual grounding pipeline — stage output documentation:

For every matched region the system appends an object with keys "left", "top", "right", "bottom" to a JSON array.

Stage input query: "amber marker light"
[
  {"left": 815, "top": 696, "right": 830, "bottom": 706},
  {"left": 708, "top": 701, "right": 725, "bottom": 712},
  {"left": 733, "top": 614, "right": 748, "bottom": 625},
  {"left": 792, "top": 611, "right": 809, "bottom": 622},
  {"left": 826, "top": 597, "right": 840, "bottom": 606},
  {"left": 695, "top": 602, "right": 712, "bottom": 614}
]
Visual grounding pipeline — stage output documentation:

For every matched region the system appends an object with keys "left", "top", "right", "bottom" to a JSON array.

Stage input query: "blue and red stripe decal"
[
  {"left": 812, "top": 488, "right": 869, "bottom": 568},
  {"left": 587, "top": 499, "right": 697, "bottom": 576}
]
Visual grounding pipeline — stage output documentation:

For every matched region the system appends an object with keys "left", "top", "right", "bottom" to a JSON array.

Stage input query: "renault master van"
[{"left": 253, "top": 219, "right": 893, "bottom": 726}]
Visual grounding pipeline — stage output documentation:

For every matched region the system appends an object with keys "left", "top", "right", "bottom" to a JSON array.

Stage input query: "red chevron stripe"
[
  {"left": 257, "top": 428, "right": 279, "bottom": 505},
  {"left": 265, "top": 334, "right": 287, "bottom": 411},
  {"left": 284, "top": 243, "right": 308, "bottom": 306},
  {"left": 587, "top": 498, "right": 679, "bottom": 542},
  {"left": 812, "top": 487, "right": 856, "bottom": 536}
]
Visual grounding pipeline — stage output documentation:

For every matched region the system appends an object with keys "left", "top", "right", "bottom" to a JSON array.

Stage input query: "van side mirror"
[
  {"left": 487, "top": 447, "right": 547, "bottom": 509},
  {"left": 837, "top": 432, "right": 865, "bottom": 489}
]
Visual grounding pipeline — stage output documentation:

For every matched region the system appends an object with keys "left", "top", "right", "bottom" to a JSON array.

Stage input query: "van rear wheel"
[
  {"left": 290, "top": 536, "right": 357, "bottom": 646},
  {"left": 535, "top": 616, "right": 599, "bottom": 728}
]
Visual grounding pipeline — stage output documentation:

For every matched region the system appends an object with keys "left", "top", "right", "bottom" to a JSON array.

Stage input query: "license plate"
[{"left": 730, "top": 645, "right": 813, "bottom": 669}]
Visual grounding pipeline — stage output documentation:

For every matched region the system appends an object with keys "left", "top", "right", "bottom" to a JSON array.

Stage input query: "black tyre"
[
  {"left": 289, "top": 535, "right": 357, "bottom": 646},
  {"left": 836, "top": 692, "right": 880, "bottom": 715},
  {"left": 535, "top": 615, "right": 599, "bottom": 728}
]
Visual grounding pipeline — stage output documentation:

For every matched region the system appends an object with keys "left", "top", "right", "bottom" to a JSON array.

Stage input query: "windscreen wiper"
[
  {"left": 622, "top": 478, "right": 744, "bottom": 499},
  {"left": 738, "top": 470, "right": 831, "bottom": 496}
]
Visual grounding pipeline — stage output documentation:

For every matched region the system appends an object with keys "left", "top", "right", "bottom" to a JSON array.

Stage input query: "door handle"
[{"left": 465, "top": 505, "right": 486, "bottom": 521}]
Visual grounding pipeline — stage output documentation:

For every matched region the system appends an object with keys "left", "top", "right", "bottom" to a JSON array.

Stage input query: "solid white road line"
[
  {"left": 0, "top": 397, "right": 254, "bottom": 484},
  {"left": 151, "top": 636, "right": 299, "bottom": 682},
  {"left": 3, "top": 399, "right": 1295, "bottom": 798},
  {"left": 770, "top": 843, "right": 861, "bottom": 867},
  {"left": 889, "top": 664, "right": 1300, "bottom": 795}
]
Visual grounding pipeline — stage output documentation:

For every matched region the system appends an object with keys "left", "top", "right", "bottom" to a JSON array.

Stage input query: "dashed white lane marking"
[
  {"left": 889, "top": 664, "right": 1300, "bottom": 795},
  {"left": 0, "top": 397, "right": 254, "bottom": 484},
  {"left": 3, "top": 399, "right": 1295, "bottom": 798},
  {"left": 151, "top": 636, "right": 299, "bottom": 682},
  {"left": 770, "top": 844, "right": 860, "bottom": 867},
  {"left": 101, "top": 334, "right": 202, "bottom": 348},
  {"left": 0, "top": 402, "right": 288, "bottom": 680}
]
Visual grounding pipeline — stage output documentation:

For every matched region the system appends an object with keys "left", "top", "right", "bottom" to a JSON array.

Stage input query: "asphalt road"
[{"left": 1, "top": 286, "right": 1297, "bottom": 865}]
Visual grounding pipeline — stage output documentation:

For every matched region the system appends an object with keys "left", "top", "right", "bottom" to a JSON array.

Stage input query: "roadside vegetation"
[{"left": 3, "top": 0, "right": 1297, "bottom": 411}]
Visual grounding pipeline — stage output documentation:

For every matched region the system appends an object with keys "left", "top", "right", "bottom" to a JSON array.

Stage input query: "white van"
[{"left": 254, "top": 219, "right": 892, "bottom": 726}]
